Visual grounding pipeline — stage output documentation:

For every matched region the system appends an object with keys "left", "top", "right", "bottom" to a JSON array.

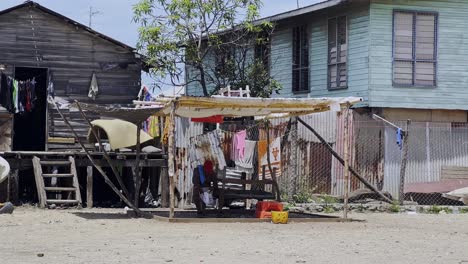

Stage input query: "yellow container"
[{"left": 271, "top": 211, "right": 289, "bottom": 224}]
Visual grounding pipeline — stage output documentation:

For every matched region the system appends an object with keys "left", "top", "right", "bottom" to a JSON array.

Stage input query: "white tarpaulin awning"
[{"left": 135, "top": 96, "right": 362, "bottom": 118}]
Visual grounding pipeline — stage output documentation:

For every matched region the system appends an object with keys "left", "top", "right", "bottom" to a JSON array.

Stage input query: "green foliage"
[
  {"left": 389, "top": 201, "right": 401, "bottom": 213},
  {"left": 460, "top": 207, "right": 468, "bottom": 214},
  {"left": 133, "top": 0, "right": 281, "bottom": 97},
  {"left": 427, "top": 205, "right": 452, "bottom": 214},
  {"left": 323, "top": 206, "right": 336, "bottom": 214},
  {"left": 321, "top": 194, "right": 338, "bottom": 205},
  {"left": 292, "top": 191, "right": 315, "bottom": 204}
]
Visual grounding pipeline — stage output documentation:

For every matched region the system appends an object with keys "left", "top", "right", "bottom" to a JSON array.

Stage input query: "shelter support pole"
[
  {"left": 134, "top": 123, "right": 142, "bottom": 207},
  {"left": 343, "top": 106, "right": 350, "bottom": 219},
  {"left": 50, "top": 97, "right": 145, "bottom": 216},
  {"left": 399, "top": 120, "right": 411, "bottom": 205},
  {"left": 86, "top": 166, "right": 93, "bottom": 208},
  {"left": 168, "top": 102, "right": 176, "bottom": 219},
  {"left": 75, "top": 102, "right": 131, "bottom": 199},
  {"left": 297, "top": 117, "right": 393, "bottom": 204}
]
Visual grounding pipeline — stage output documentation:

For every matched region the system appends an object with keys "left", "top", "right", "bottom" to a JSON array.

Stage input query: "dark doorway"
[{"left": 13, "top": 67, "right": 48, "bottom": 151}]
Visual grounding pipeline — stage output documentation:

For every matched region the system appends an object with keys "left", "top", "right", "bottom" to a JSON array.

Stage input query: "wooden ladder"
[{"left": 32, "top": 156, "right": 82, "bottom": 208}]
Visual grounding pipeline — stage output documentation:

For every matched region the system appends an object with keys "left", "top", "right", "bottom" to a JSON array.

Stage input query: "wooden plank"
[
  {"left": 86, "top": 166, "right": 93, "bottom": 208},
  {"left": 441, "top": 166, "right": 468, "bottom": 180},
  {"left": 46, "top": 199, "right": 79, "bottom": 204},
  {"left": 32, "top": 157, "right": 47, "bottom": 208},
  {"left": 69, "top": 156, "right": 82, "bottom": 207},
  {"left": 44, "top": 187, "right": 76, "bottom": 191},
  {"left": 47, "top": 137, "right": 75, "bottom": 144},
  {"left": 42, "top": 173, "right": 74, "bottom": 178},
  {"left": 40, "top": 160, "right": 71, "bottom": 166}
]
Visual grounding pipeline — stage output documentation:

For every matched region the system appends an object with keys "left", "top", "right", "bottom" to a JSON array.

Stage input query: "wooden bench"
[{"left": 217, "top": 169, "right": 281, "bottom": 212}]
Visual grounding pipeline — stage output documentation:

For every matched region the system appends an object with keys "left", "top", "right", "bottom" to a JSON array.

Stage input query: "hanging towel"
[
  {"left": 197, "top": 165, "right": 206, "bottom": 185},
  {"left": 231, "top": 130, "right": 246, "bottom": 160},
  {"left": 88, "top": 73, "right": 99, "bottom": 100},
  {"left": 12, "top": 79, "right": 18, "bottom": 113},
  {"left": 236, "top": 140, "right": 257, "bottom": 173},
  {"left": 147, "top": 116, "right": 160, "bottom": 138},
  {"left": 396, "top": 128, "right": 403, "bottom": 150}
]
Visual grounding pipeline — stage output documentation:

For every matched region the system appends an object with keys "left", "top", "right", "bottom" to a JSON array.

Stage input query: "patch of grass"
[
  {"left": 459, "top": 208, "right": 468, "bottom": 214},
  {"left": 321, "top": 194, "right": 338, "bottom": 204},
  {"left": 389, "top": 201, "right": 401, "bottom": 213},
  {"left": 427, "top": 205, "right": 441, "bottom": 214},
  {"left": 323, "top": 205, "right": 336, "bottom": 214},
  {"left": 292, "top": 191, "right": 315, "bottom": 204},
  {"left": 427, "top": 205, "right": 453, "bottom": 214}
]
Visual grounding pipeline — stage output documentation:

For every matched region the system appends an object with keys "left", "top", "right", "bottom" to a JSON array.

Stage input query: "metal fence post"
[
  {"left": 343, "top": 106, "right": 351, "bottom": 219},
  {"left": 288, "top": 117, "right": 298, "bottom": 201},
  {"left": 399, "top": 119, "right": 411, "bottom": 205}
]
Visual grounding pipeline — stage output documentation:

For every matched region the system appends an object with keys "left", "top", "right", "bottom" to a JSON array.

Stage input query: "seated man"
[
  {"left": 192, "top": 160, "right": 218, "bottom": 216},
  {"left": 0, "top": 202, "right": 14, "bottom": 214}
]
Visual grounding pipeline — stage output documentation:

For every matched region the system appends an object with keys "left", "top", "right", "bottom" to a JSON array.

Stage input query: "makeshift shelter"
[{"left": 130, "top": 96, "right": 373, "bottom": 219}]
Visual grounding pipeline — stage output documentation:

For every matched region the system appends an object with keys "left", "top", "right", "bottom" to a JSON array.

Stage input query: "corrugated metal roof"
[{"left": 259, "top": 0, "right": 347, "bottom": 23}]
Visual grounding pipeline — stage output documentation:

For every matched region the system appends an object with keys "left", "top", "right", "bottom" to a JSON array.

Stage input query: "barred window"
[
  {"left": 292, "top": 25, "right": 309, "bottom": 93},
  {"left": 393, "top": 11, "right": 438, "bottom": 87},
  {"left": 328, "top": 16, "right": 347, "bottom": 90}
]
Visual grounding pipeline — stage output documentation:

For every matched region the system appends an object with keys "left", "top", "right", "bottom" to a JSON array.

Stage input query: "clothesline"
[
  {"left": 218, "top": 122, "right": 289, "bottom": 135},
  {"left": 0, "top": 70, "right": 47, "bottom": 82}
]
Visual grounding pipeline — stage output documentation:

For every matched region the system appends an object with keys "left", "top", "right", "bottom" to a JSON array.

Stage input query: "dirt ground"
[{"left": 1, "top": 207, "right": 468, "bottom": 264}]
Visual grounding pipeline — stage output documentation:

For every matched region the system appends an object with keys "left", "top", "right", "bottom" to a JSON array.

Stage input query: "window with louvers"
[
  {"left": 328, "top": 16, "right": 347, "bottom": 90},
  {"left": 393, "top": 11, "right": 437, "bottom": 87},
  {"left": 292, "top": 25, "right": 309, "bottom": 92}
]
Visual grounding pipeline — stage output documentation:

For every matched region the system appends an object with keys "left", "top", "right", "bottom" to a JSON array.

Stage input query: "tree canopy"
[{"left": 133, "top": 0, "right": 281, "bottom": 97}]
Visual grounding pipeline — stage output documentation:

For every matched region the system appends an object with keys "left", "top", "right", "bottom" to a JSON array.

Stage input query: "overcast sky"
[{"left": 0, "top": 0, "right": 323, "bottom": 89}]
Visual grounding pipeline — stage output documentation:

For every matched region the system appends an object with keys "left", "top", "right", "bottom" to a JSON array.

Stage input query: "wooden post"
[
  {"left": 160, "top": 167, "right": 169, "bottom": 207},
  {"left": 290, "top": 117, "right": 298, "bottom": 198},
  {"left": 399, "top": 120, "right": 411, "bottom": 205},
  {"left": 297, "top": 117, "right": 393, "bottom": 204},
  {"left": 86, "top": 166, "right": 93, "bottom": 208},
  {"left": 134, "top": 123, "right": 142, "bottom": 207},
  {"left": 343, "top": 106, "right": 350, "bottom": 219},
  {"left": 50, "top": 97, "right": 145, "bottom": 216},
  {"left": 168, "top": 102, "right": 176, "bottom": 219},
  {"left": 7, "top": 169, "right": 19, "bottom": 204}
]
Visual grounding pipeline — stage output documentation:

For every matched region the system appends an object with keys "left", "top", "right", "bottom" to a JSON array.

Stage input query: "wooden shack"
[
  {"left": 0, "top": 2, "right": 166, "bottom": 207},
  {"left": 0, "top": 1, "right": 148, "bottom": 152}
]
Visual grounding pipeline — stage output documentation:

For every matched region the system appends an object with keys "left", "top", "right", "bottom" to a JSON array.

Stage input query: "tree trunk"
[{"left": 197, "top": 65, "right": 209, "bottom": 96}]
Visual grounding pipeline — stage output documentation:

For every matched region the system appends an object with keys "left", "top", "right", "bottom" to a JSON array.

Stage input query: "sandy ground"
[{"left": 1, "top": 207, "right": 468, "bottom": 264}]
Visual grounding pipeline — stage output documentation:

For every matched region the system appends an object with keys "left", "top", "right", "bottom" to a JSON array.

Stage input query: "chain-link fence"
[
  {"left": 287, "top": 111, "right": 468, "bottom": 206},
  {"left": 169, "top": 109, "right": 468, "bottom": 211}
]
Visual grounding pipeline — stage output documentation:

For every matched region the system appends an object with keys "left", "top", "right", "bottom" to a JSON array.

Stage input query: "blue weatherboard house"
[{"left": 186, "top": 0, "right": 468, "bottom": 123}]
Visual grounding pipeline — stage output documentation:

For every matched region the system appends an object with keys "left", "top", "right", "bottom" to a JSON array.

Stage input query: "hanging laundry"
[
  {"left": 235, "top": 140, "right": 257, "bottom": 173},
  {"left": 231, "top": 130, "right": 246, "bottom": 161},
  {"left": 12, "top": 79, "right": 18, "bottom": 113},
  {"left": 161, "top": 117, "right": 171, "bottom": 145},
  {"left": 396, "top": 128, "right": 403, "bottom": 150},
  {"left": 88, "top": 73, "right": 99, "bottom": 100},
  {"left": 0, "top": 74, "right": 13, "bottom": 112},
  {"left": 47, "top": 71, "right": 55, "bottom": 98},
  {"left": 191, "top": 115, "right": 224, "bottom": 124},
  {"left": 147, "top": 116, "right": 160, "bottom": 138},
  {"left": 257, "top": 137, "right": 282, "bottom": 179},
  {"left": 0, "top": 74, "right": 37, "bottom": 114}
]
